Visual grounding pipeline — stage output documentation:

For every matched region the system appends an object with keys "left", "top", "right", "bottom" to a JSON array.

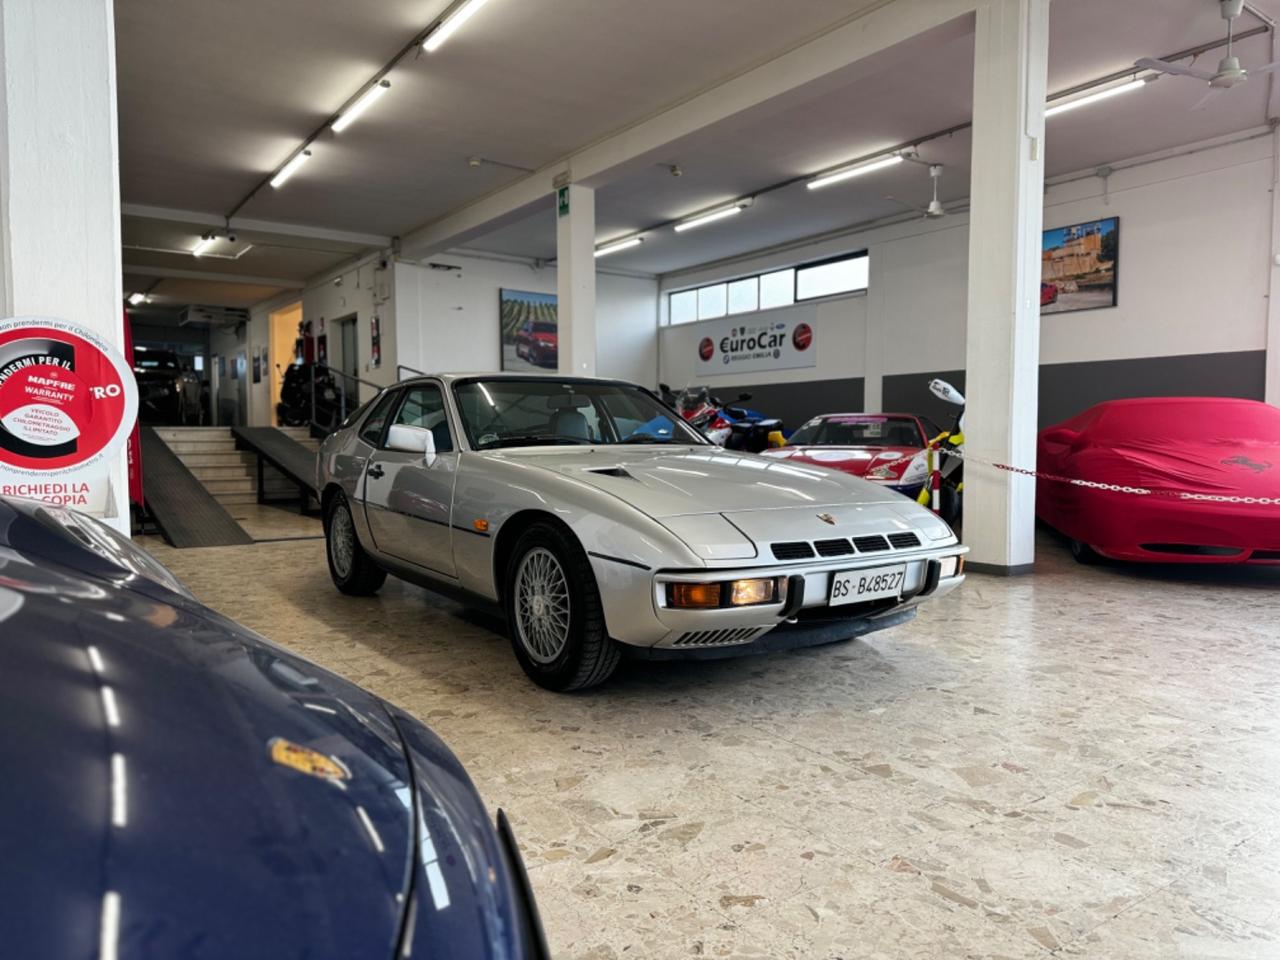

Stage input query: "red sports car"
[
  {"left": 1037, "top": 397, "right": 1280, "bottom": 564},
  {"left": 515, "top": 319, "right": 557, "bottom": 367},
  {"left": 761, "top": 413, "right": 939, "bottom": 498},
  {"left": 1040, "top": 282, "right": 1059, "bottom": 306}
]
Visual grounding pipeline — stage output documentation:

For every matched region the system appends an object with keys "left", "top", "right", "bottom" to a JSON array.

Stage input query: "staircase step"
[
  {"left": 201, "top": 478, "right": 256, "bottom": 494},
  {"left": 189, "top": 465, "right": 254, "bottom": 481},
  {"left": 177, "top": 452, "right": 256, "bottom": 468},
  {"left": 166, "top": 440, "right": 238, "bottom": 454}
]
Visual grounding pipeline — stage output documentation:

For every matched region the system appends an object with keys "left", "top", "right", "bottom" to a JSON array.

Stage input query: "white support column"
[
  {"left": 555, "top": 184, "right": 596, "bottom": 376},
  {"left": 963, "top": 0, "right": 1049, "bottom": 573},
  {"left": 0, "top": 0, "right": 127, "bottom": 530},
  {"left": 1267, "top": 122, "right": 1280, "bottom": 407}
]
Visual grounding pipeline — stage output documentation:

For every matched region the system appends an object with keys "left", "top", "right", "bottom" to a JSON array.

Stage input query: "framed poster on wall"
[
  {"left": 500, "top": 289, "right": 558, "bottom": 371},
  {"left": 1041, "top": 216, "right": 1119, "bottom": 315}
]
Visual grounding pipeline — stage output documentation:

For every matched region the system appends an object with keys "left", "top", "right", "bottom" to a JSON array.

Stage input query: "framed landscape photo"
[
  {"left": 500, "top": 289, "right": 559, "bottom": 371},
  {"left": 1041, "top": 216, "right": 1119, "bottom": 315}
]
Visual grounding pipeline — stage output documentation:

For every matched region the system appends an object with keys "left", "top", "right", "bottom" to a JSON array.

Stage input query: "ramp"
[
  {"left": 231, "top": 427, "right": 319, "bottom": 512},
  {"left": 139, "top": 427, "right": 254, "bottom": 548}
]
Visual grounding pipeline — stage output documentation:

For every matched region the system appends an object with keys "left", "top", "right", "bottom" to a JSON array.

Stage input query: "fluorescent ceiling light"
[
  {"left": 127, "top": 292, "right": 147, "bottom": 306},
  {"left": 270, "top": 149, "right": 312, "bottom": 188},
  {"left": 423, "top": 0, "right": 490, "bottom": 52},
  {"left": 594, "top": 236, "right": 644, "bottom": 258},
  {"left": 807, "top": 154, "right": 903, "bottom": 191},
  {"left": 674, "top": 203, "right": 748, "bottom": 233},
  {"left": 1045, "top": 78, "right": 1147, "bottom": 117},
  {"left": 332, "top": 80, "right": 390, "bottom": 133},
  {"left": 190, "top": 236, "right": 217, "bottom": 257}
]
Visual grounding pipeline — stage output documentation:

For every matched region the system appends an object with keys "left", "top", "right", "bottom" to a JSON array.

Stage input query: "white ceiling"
[
  {"left": 460, "top": 0, "right": 1280, "bottom": 274},
  {"left": 115, "top": 0, "right": 1280, "bottom": 300}
]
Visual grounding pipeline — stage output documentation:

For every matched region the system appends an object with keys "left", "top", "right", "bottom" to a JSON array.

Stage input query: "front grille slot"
[
  {"left": 814, "top": 538, "right": 854, "bottom": 557},
  {"left": 888, "top": 532, "right": 921, "bottom": 549},
  {"left": 771, "top": 541, "right": 815, "bottom": 561},
  {"left": 852, "top": 535, "right": 890, "bottom": 553},
  {"left": 672, "top": 628, "right": 762, "bottom": 647}
]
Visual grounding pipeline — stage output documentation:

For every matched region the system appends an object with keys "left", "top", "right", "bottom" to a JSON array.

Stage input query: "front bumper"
[{"left": 590, "top": 546, "right": 966, "bottom": 650}]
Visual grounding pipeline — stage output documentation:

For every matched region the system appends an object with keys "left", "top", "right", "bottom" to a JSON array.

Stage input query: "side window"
[
  {"left": 358, "top": 390, "right": 400, "bottom": 446},
  {"left": 392, "top": 385, "right": 454, "bottom": 453}
]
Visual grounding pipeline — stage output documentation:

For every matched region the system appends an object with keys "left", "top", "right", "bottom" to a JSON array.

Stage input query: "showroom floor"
[{"left": 140, "top": 515, "right": 1280, "bottom": 960}]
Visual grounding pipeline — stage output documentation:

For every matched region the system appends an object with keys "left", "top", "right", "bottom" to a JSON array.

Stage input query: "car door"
[{"left": 363, "top": 383, "right": 459, "bottom": 578}]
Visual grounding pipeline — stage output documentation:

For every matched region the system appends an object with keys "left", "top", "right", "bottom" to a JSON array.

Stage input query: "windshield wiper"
[{"left": 479, "top": 435, "right": 591, "bottom": 449}]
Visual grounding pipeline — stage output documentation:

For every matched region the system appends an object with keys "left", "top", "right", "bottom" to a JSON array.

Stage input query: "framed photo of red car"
[
  {"left": 500, "top": 289, "right": 559, "bottom": 371},
  {"left": 1041, "top": 216, "right": 1119, "bottom": 315}
]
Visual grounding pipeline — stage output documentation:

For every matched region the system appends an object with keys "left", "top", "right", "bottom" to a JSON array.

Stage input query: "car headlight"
[
  {"left": 666, "top": 577, "right": 783, "bottom": 608},
  {"left": 31, "top": 503, "right": 193, "bottom": 598}
]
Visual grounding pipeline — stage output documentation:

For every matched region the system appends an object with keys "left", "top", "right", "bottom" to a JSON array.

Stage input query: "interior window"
[
  {"left": 358, "top": 390, "right": 400, "bottom": 445},
  {"left": 392, "top": 385, "right": 454, "bottom": 453}
]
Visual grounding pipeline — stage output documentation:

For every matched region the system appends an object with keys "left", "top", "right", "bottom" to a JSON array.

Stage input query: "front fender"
[{"left": 450, "top": 455, "right": 703, "bottom": 638}]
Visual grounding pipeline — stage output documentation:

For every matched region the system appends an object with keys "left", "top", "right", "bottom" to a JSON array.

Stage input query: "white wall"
[
  {"left": 658, "top": 131, "right": 1274, "bottom": 397},
  {"left": 303, "top": 256, "right": 395, "bottom": 405},
  {"left": 393, "top": 253, "right": 658, "bottom": 384}
]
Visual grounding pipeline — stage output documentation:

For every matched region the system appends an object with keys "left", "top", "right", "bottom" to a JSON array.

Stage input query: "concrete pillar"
[
  {"left": 962, "top": 0, "right": 1050, "bottom": 573},
  {"left": 0, "top": 0, "right": 127, "bottom": 531},
  {"left": 556, "top": 184, "right": 596, "bottom": 376},
  {"left": 1267, "top": 123, "right": 1280, "bottom": 407}
]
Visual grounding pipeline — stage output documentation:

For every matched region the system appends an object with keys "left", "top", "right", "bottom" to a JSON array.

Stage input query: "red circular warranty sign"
[
  {"left": 0, "top": 317, "right": 138, "bottom": 474},
  {"left": 698, "top": 337, "right": 715, "bottom": 362},
  {"left": 792, "top": 322, "right": 813, "bottom": 351}
]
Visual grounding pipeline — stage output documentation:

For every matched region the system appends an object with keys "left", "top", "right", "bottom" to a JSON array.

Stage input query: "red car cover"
[{"left": 1036, "top": 397, "right": 1280, "bottom": 563}]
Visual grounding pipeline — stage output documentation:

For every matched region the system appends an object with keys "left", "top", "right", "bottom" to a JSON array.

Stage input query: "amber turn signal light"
[{"left": 668, "top": 582, "right": 723, "bottom": 608}]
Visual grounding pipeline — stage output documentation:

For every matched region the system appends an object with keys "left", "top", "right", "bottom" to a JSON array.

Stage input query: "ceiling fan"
[
  {"left": 886, "top": 164, "right": 952, "bottom": 220},
  {"left": 1136, "top": 0, "right": 1278, "bottom": 105}
]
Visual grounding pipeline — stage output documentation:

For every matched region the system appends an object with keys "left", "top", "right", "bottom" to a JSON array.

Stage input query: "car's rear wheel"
[
  {"left": 1069, "top": 538, "right": 1103, "bottom": 565},
  {"left": 325, "top": 493, "right": 386, "bottom": 595},
  {"left": 504, "top": 522, "right": 620, "bottom": 691}
]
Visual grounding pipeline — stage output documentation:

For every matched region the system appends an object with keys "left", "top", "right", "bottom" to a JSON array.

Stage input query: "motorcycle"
[
  {"left": 659, "top": 384, "right": 783, "bottom": 453},
  {"left": 920, "top": 378, "right": 965, "bottom": 527},
  {"left": 276, "top": 362, "right": 341, "bottom": 432}
]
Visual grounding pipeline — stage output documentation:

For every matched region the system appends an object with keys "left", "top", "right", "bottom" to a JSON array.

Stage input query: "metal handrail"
[
  {"left": 309, "top": 363, "right": 383, "bottom": 435},
  {"left": 397, "top": 363, "right": 426, "bottom": 380}
]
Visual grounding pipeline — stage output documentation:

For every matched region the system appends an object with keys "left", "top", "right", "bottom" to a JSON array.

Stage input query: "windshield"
[
  {"left": 453, "top": 378, "right": 706, "bottom": 449},
  {"left": 133, "top": 351, "right": 181, "bottom": 372},
  {"left": 788, "top": 415, "right": 923, "bottom": 448}
]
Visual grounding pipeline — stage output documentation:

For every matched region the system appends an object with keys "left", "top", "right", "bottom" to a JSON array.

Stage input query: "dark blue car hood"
[{"left": 0, "top": 504, "right": 531, "bottom": 960}]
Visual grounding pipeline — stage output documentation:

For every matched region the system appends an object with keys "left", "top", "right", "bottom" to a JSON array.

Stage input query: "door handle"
[{"left": 367, "top": 464, "right": 385, "bottom": 479}]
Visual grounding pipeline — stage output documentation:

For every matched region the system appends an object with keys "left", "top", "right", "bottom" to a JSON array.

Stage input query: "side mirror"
[
  {"left": 658, "top": 382, "right": 671, "bottom": 394},
  {"left": 737, "top": 393, "right": 752, "bottom": 402},
  {"left": 929, "top": 379, "right": 966, "bottom": 406},
  {"left": 386, "top": 424, "right": 435, "bottom": 457},
  {"left": 1040, "top": 427, "right": 1080, "bottom": 447}
]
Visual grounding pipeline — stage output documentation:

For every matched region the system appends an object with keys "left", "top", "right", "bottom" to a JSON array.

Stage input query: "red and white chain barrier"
[{"left": 927, "top": 443, "right": 1280, "bottom": 507}]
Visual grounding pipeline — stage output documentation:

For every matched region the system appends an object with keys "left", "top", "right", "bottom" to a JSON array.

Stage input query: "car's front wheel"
[
  {"left": 1069, "top": 538, "right": 1103, "bottom": 565},
  {"left": 504, "top": 522, "right": 620, "bottom": 691},
  {"left": 325, "top": 493, "right": 387, "bottom": 595}
]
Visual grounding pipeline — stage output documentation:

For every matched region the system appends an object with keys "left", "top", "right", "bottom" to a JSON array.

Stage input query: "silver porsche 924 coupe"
[{"left": 318, "top": 374, "right": 967, "bottom": 691}]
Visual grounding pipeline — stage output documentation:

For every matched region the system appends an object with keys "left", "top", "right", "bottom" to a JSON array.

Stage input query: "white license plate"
[{"left": 829, "top": 564, "right": 907, "bottom": 606}]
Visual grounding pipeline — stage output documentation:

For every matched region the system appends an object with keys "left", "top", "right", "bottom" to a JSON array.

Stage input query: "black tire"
[
  {"left": 503, "top": 521, "right": 620, "bottom": 692},
  {"left": 1069, "top": 538, "right": 1103, "bottom": 565},
  {"left": 325, "top": 493, "right": 387, "bottom": 595}
]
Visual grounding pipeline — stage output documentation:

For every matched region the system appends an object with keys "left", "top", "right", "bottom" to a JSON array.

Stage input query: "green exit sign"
[{"left": 557, "top": 186, "right": 570, "bottom": 218}]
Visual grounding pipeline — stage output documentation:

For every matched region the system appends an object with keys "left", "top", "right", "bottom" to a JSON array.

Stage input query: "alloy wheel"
[
  {"left": 329, "top": 504, "right": 356, "bottom": 579},
  {"left": 513, "top": 547, "right": 571, "bottom": 664}
]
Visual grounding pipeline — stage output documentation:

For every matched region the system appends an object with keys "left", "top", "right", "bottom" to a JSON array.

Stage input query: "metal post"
[{"left": 309, "top": 364, "right": 316, "bottom": 430}]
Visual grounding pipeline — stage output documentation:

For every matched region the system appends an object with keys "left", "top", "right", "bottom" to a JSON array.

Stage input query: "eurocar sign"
[{"left": 693, "top": 314, "right": 817, "bottom": 375}]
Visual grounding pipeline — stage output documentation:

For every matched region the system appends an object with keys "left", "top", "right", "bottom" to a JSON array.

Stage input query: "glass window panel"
[
  {"left": 796, "top": 255, "right": 869, "bottom": 301},
  {"left": 697, "top": 283, "right": 728, "bottom": 320},
  {"left": 669, "top": 290, "right": 697, "bottom": 325},
  {"left": 726, "top": 277, "right": 758, "bottom": 314},
  {"left": 759, "top": 269, "right": 795, "bottom": 309}
]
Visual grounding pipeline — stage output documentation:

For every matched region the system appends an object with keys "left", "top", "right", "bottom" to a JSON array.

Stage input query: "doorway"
[
  {"left": 337, "top": 315, "right": 359, "bottom": 383},
  {"left": 268, "top": 302, "right": 303, "bottom": 426}
]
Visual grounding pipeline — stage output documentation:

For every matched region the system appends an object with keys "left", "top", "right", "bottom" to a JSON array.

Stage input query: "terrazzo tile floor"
[{"left": 140, "top": 511, "right": 1280, "bottom": 959}]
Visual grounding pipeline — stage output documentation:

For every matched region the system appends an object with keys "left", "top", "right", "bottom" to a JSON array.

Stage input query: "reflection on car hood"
[
  {"left": 764, "top": 445, "right": 924, "bottom": 477},
  {"left": 504, "top": 446, "right": 903, "bottom": 518},
  {"left": 0, "top": 541, "right": 523, "bottom": 960}
]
